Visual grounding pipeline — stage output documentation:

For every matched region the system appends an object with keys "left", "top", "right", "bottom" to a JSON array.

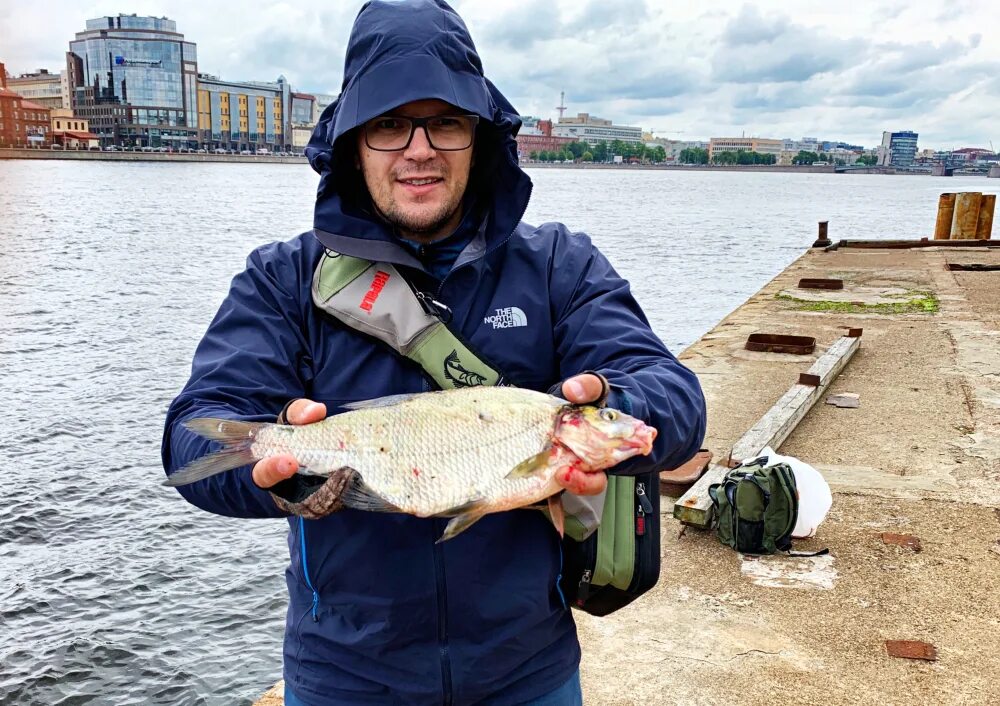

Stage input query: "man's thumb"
[{"left": 253, "top": 455, "right": 299, "bottom": 488}]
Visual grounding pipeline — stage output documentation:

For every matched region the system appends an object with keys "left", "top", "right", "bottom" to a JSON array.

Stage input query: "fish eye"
[{"left": 599, "top": 409, "right": 617, "bottom": 422}]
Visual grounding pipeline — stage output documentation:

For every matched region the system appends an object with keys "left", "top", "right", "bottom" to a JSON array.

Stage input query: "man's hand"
[
  {"left": 252, "top": 399, "right": 327, "bottom": 489},
  {"left": 556, "top": 373, "right": 608, "bottom": 496}
]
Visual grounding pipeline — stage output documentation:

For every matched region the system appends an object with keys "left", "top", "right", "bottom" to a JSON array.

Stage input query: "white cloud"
[{"left": 2, "top": 0, "right": 999, "bottom": 148}]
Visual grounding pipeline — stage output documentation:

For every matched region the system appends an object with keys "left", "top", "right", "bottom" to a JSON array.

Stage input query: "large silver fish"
[{"left": 165, "top": 387, "right": 657, "bottom": 540}]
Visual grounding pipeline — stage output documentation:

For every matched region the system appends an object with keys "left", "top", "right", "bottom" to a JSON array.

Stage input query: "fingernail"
[{"left": 566, "top": 380, "right": 584, "bottom": 399}]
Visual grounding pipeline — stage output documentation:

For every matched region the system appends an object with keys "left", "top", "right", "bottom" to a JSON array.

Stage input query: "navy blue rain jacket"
[{"left": 162, "top": 1, "right": 706, "bottom": 703}]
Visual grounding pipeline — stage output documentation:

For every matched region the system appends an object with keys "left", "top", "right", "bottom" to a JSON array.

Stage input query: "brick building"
[
  {"left": 19, "top": 100, "right": 51, "bottom": 147},
  {"left": 0, "top": 63, "right": 53, "bottom": 147},
  {"left": 514, "top": 119, "right": 574, "bottom": 160}
]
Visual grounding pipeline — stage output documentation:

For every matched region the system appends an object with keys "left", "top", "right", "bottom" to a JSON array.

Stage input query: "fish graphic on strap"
[{"left": 444, "top": 350, "right": 487, "bottom": 388}]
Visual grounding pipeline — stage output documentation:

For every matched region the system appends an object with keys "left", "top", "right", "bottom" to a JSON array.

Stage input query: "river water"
[{"left": 0, "top": 160, "right": 994, "bottom": 705}]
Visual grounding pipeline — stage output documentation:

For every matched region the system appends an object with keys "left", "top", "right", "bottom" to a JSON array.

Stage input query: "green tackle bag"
[
  {"left": 708, "top": 457, "right": 799, "bottom": 555},
  {"left": 559, "top": 471, "right": 661, "bottom": 617}
]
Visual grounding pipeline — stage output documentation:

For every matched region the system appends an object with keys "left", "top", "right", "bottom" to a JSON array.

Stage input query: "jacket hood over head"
[{"left": 305, "top": 0, "right": 532, "bottom": 256}]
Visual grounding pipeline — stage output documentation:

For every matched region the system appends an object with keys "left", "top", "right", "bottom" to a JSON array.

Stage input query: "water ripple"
[{"left": 1, "top": 160, "right": 994, "bottom": 703}]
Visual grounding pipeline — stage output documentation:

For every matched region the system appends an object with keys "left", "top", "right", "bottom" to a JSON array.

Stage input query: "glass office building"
[
  {"left": 290, "top": 93, "right": 315, "bottom": 126},
  {"left": 66, "top": 15, "right": 198, "bottom": 147},
  {"left": 877, "top": 130, "right": 919, "bottom": 167}
]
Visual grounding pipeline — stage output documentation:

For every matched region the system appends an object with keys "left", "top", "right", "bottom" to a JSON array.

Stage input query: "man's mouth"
[{"left": 398, "top": 176, "right": 443, "bottom": 186}]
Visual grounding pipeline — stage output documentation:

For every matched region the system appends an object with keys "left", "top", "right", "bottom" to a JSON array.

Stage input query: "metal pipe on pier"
[
  {"left": 976, "top": 194, "right": 996, "bottom": 239},
  {"left": 934, "top": 193, "right": 956, "bottom": 240},
  {"left": 951, "top": 192, "right": 983, "bottom": 239}
]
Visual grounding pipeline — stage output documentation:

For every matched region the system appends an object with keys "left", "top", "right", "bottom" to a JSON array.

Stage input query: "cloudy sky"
[{"left": 2, "top": 0, "right": 997, "bottom": 149}]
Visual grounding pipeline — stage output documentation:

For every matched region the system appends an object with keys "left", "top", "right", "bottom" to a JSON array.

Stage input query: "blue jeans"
[{"left": 284, "top": 669, "right": 583, "bottom": 705}]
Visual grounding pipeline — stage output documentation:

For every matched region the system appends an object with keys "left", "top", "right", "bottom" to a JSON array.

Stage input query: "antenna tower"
[{"left": 556, "top": 91, "right": 567, "bottom": 122}]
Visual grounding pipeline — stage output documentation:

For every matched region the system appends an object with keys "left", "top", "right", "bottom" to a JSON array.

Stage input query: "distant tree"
[
  {"left": 581, "top": 150, "right": 593, "bottom": 162},
  {"left": 560, "top": 149, "right": 573, "bottom": 161},
  {"left": 592, "top": 140, "right": 609, "bottom": 162},
  {"left": 566, "top": 141, "right": 587, "bottom": 159},
  {"left": 713, "top": 150, "right": 738, "bottom": 165},
  {"left": 538, "top": 150, "right": 550, "bottom": 162},
  {"left": 792, "top": 150, "right": 819, "bottom": 165},
  {"left": 610, "top": 139, "right": 628, "bottom": 159},
  {"left": 679, "top": 147, "right": 708, "bottom": 164},
  {"left": 648, "top": 145, "right": 666, "bottom": 163},
  {"left": 857, "top": 154, "right": 878, "bottom": 166},
  {"left": 528, "top": 151, "right": 538, "bottom": 160}
]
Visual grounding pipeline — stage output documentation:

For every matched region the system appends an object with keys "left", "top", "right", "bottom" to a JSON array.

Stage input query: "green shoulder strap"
[{"left": 312, "top": 251, "right": 504, "bottom": 390}]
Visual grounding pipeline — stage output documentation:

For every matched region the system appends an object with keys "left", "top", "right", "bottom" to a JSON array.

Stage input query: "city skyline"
[{"left": 1, "top": 0, "right": 998, "bottom": 150}]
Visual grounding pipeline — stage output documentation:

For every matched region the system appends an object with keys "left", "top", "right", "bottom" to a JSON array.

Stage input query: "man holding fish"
[{"left": 162, "top": 1, "right": 705, "bottom": 704}]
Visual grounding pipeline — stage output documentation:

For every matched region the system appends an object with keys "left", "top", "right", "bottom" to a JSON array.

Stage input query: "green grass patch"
[{"left": 776, "top": 291, "right": 939, "bottom": 314}]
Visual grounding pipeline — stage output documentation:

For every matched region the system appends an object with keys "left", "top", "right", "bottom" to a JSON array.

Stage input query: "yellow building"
[
  {"left": 196, "top": 74, "right": 289, "bottom": 151},
  {"left": 49, "top": 108, "right": 99, "bottom": 149},
  {"left": 708, "top": 137, "right": 783, "bottom": 160}
]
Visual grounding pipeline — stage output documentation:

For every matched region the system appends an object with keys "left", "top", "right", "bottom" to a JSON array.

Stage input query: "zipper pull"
[
  {"left": 415, "top": 291, "right": 453, "bottom": 323},
  {"left": 636, "top": 482, "right": 652, "bottom": 536},
  {"left": 636, "top": 482, "right": 654, "bottom": 514},
  {"left": 576, "top": 569, "right": 593, "bottom": 607}
]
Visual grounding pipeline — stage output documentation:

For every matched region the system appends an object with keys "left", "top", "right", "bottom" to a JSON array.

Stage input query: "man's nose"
[{"left": 403, "top": 125, "right": 436, "bottom": 160}]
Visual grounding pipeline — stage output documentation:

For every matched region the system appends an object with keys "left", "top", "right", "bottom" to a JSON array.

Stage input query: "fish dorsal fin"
[
  {"left": 340, "top": 473, "right": 402, "bottom": 513},
  {"left": 505, "top": 447, "right": 553, "bottom": 480},
  {"left": 342, "top": 393, "right": 424, "bottom": 410}
]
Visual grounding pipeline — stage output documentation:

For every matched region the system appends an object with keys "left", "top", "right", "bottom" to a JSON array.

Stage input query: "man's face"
[{"left": 356, "top": 99, "right": 475, "bottom": 243}]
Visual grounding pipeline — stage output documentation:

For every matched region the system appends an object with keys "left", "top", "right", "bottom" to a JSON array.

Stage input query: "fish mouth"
[{"left": 624, "top": 427, "right": 657, "bottom": 455}]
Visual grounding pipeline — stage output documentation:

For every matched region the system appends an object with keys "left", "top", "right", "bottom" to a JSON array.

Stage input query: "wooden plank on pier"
[{"left": 674, "top": 334, "right": 861, "bottom": 528}]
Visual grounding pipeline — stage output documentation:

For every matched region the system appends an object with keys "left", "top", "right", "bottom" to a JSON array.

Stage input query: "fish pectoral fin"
[
  {"left": 505, "top": 448, "right": 553, "bottom": 480},
  {"left": 437, "top": 506, "right": 490, "bottom": 543},
  {"left": 433, "top": 496, "right": 488, "bottom": 518},
  {"left": 342, "top": 393, "right": 424, "bottom": 410},
  {"left": 339, "top": 473, "right": 401, "bottom": 513}
]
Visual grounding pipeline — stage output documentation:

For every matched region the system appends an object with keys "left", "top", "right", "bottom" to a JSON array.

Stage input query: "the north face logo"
[{"left": 484, "top": 306, "right": 527, "bottom": 329}]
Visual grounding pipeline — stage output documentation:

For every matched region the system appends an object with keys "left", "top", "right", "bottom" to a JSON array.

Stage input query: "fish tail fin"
[{"left": 162, "top": 418, "right": 265, "bottom": 487}]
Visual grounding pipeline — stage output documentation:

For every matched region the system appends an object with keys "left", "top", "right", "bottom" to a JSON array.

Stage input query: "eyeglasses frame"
[{"left": 362, "top": 113, "right": 481, "bottom": 152}]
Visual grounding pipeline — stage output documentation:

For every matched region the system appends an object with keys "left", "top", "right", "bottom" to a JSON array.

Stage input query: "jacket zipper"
[
  {"left": 432, "top": 519, "right": 453, "bottom": 705},
  {"left": 434, "top": 180, "right": 533, "bottom": 302},
  {"left": 426, "top": 180, "right": 532, "bottom": 698},
  {"left": 298, "top": 517, "right": 320, "bottom": 622}
]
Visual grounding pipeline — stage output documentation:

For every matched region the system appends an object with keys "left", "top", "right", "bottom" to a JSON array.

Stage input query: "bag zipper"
[{"left": 635, "top": 481, "right": 653, "bottom": 536}]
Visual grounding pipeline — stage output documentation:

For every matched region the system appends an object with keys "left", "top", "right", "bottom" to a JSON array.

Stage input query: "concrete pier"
[
  {"left": 0, "top": 147, "right": 307, "bottom": 165},
  {"left": 256, "top": 237, "right": 1000, "bottom": 705}
]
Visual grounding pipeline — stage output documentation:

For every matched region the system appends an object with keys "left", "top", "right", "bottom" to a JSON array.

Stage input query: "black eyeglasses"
[{"left": 362, "top": 114, "right": 479, "bottom": 151}]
